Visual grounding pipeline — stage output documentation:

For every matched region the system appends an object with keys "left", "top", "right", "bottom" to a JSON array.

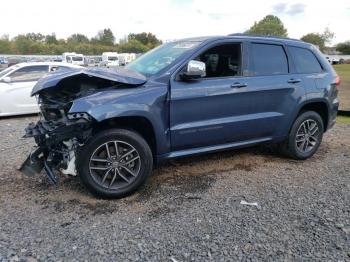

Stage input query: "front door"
[{"left": 170, "top": 42, "right": 258, "bottom": 151}]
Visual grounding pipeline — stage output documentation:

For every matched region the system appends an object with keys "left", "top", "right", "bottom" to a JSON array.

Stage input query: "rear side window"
[
  {"left": 251, "top": 43, "right": 288, "bottom": 76},
  {"left": 289, "top": 46, "right": 323, "bottom": 73}
]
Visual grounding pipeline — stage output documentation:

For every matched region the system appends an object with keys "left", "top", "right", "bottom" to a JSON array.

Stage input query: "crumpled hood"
[{"left": 31, "top": 67, "right": 147, "bottom": 96}]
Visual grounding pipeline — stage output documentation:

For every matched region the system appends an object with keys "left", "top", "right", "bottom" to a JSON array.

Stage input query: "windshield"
[
  {"left": 108, "top": 57, "right": 118, "bottom": 61},
  {"left": 126, "top": 41, "right": 201, "bottom": 76},
  {"left": 0, "top": 66, "right": 17, "bottom": 78}
]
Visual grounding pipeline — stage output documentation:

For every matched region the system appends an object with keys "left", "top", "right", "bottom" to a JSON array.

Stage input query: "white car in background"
[
  {"left": 325, "top": 56, "right": 340, "bottom": 65},
  {"left": 0, "top": 62, "right": 82, "bottom": 117}
]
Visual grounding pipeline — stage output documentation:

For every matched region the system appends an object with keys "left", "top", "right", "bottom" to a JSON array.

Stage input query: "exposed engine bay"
[{"left": 20, "top": 68, "right": 146, "bottom": 183}]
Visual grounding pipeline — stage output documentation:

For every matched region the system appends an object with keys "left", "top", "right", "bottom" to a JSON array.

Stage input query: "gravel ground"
[{"left": 0, "top": 116, "right": 349, "bottom": 261}]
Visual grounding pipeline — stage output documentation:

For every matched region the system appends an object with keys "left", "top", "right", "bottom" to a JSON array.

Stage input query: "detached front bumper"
[
  {"left": 20, "top": 147, "right": 58, "bottom": 184},
  {"left": 20, "top": 117, "right": 92, "bottom": 183}
]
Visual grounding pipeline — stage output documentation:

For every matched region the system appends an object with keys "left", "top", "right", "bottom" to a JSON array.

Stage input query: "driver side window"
[
  {"left": 195, "top": 43, "right": 242, "bottom": 78},
  {"left": 9, "top": 65, "right": 49, "bottom": 82}
]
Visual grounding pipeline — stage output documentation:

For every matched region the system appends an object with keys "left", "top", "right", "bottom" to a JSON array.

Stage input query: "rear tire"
[
  {"left": 77, "top": 128, "right": 153, "bottom": 198},
  {"left": 280, "top": 111, "right": 324, "bottom": 160}
]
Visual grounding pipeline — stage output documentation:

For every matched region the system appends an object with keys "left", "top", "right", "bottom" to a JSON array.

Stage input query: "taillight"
[{"left": 335, "top": 75, "right": 341, "bottom": 86}]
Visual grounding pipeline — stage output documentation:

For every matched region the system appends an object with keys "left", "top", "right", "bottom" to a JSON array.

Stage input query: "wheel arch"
[
  {"left": 91, "top": 116, "right": 157, "bottom": 157},
  {"left": 294, "top": 100, "right": 330, "bottom": 132}
]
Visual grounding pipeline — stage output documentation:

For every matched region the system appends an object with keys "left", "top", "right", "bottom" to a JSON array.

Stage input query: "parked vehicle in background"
[
  {"left": 84, "top": 57, "right": 96, "bottom": 67},
  {"left": 0, "top": 57, "right": 8, "bottom": 71},
  {"left": 83, "top": 56, "right": 102, "bottom": 67},
  {"left": 101, "top": 52, "right": 119, "bottom": 67},
  {"left": 0, "top": 57, "right": 8, "bottom": 64},
  {"left": 62, "top": 52, "right": 85, "bottom": 66},
  {"left": 21, "top": 35, "right": 339, "bottom": 198},
  {"left": 93, "top": 56, "right": 102, "bottom": 66},
  {"left": 325, "top": 56, "right": 340, "bottom": 65},
  {"left": 118, "top": 53, "right": 136, "bottom": 66},
  {"left": 52, "top": 58, "right": 63, "bottom": 62},
  {"left": 69, "top": 54, "right": 84, "bottom": 66},
  {"left": 7, "top": 57, "right": 27, "bottom": 67},
  {"left": 62, "top": 52, "right": 75, "bottom": 63},
  {"left": 0, "top": 62, "right": 82, "bottom": 116}
]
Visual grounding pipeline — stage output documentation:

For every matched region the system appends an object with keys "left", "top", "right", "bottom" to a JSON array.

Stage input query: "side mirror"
[
  {"left": 2, "top": 76, "right": 11, "bottom": 83},
  {"left": 181, "top": 60, "right": 206, "bottom": 80}
]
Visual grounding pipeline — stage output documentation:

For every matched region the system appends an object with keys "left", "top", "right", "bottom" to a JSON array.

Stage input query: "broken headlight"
[{"left": 67, "top": 112, "right": 91, "bottom": 121}]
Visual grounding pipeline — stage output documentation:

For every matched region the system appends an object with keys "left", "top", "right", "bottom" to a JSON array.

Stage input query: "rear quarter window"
[
  {"left": 251, "top": 43, "right": 288, "bottom": 76},
  {"left": 289, "top": 46, "right": 323, "bottom": 74}
]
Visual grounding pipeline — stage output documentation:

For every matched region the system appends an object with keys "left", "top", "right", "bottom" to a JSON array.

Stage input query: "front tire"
[
  {"left": 281, "top": 111, "right": 324, "bottom": 160},
  {"left": 77, "top": 129, "right": 153, "bottom": 198}
]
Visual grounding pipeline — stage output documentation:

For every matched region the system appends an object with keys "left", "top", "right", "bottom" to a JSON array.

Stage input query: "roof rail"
[{"left": 228, "top": 33, "right": 302, "bottom": 42}]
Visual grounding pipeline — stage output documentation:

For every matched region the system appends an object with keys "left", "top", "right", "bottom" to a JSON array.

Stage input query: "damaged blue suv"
[{"left": 21, "top": 35, "right": 339, "bottom": 198}]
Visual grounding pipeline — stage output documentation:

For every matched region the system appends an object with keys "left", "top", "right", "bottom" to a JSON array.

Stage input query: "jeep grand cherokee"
[{"left": 20, "top": 35, "right": 339, "bottom": 198}]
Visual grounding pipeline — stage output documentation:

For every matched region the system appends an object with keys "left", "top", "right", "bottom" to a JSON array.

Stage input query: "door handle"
[
  {"left": 287, "top": 78, "right": 302, "bottom": 84},
  {"left": 231, "top": 82, "right": 247, "bottom": 88}
]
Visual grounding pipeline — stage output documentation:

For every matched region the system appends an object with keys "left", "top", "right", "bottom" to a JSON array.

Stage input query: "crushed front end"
[
  {"left": 20, "top": 67, "right": 147, "bottom": 183},
  {"left": 20, "top": 96, "right": 93, "bottom": 184}
]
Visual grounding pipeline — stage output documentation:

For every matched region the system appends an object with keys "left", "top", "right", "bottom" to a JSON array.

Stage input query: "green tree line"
[
  {"left": 245, "top": 15, "right": 349, "bottom": 54},
  {"left": 1, "top": 18, "right": 350, "bottom": 55},
  {"left": 0, "top": 29, "right": 162, "bottom": 55}
]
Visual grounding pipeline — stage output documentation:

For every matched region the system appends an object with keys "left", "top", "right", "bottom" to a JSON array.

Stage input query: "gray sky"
[{"left": 0, "top": 0, "right": 349, "bottom": 44}]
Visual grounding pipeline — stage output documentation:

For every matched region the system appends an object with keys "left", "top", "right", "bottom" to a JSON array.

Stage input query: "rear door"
[
  {"left": 242, "top": 42, "right": 305, "bottom": 139},
  {"left": 1, "top": 65, "right": 48, "bottom": 114},
  {"left": 287, "top": 45, "right": 323, "bottom": 94}
]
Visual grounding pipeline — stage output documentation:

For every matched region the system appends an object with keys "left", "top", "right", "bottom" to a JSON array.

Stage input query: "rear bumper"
[
  {"left": 327, "top": 98, "right": 339, "bottom": 131},
  {"left": 328, "top": 117, "right": 336, "bottom": 130}
]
